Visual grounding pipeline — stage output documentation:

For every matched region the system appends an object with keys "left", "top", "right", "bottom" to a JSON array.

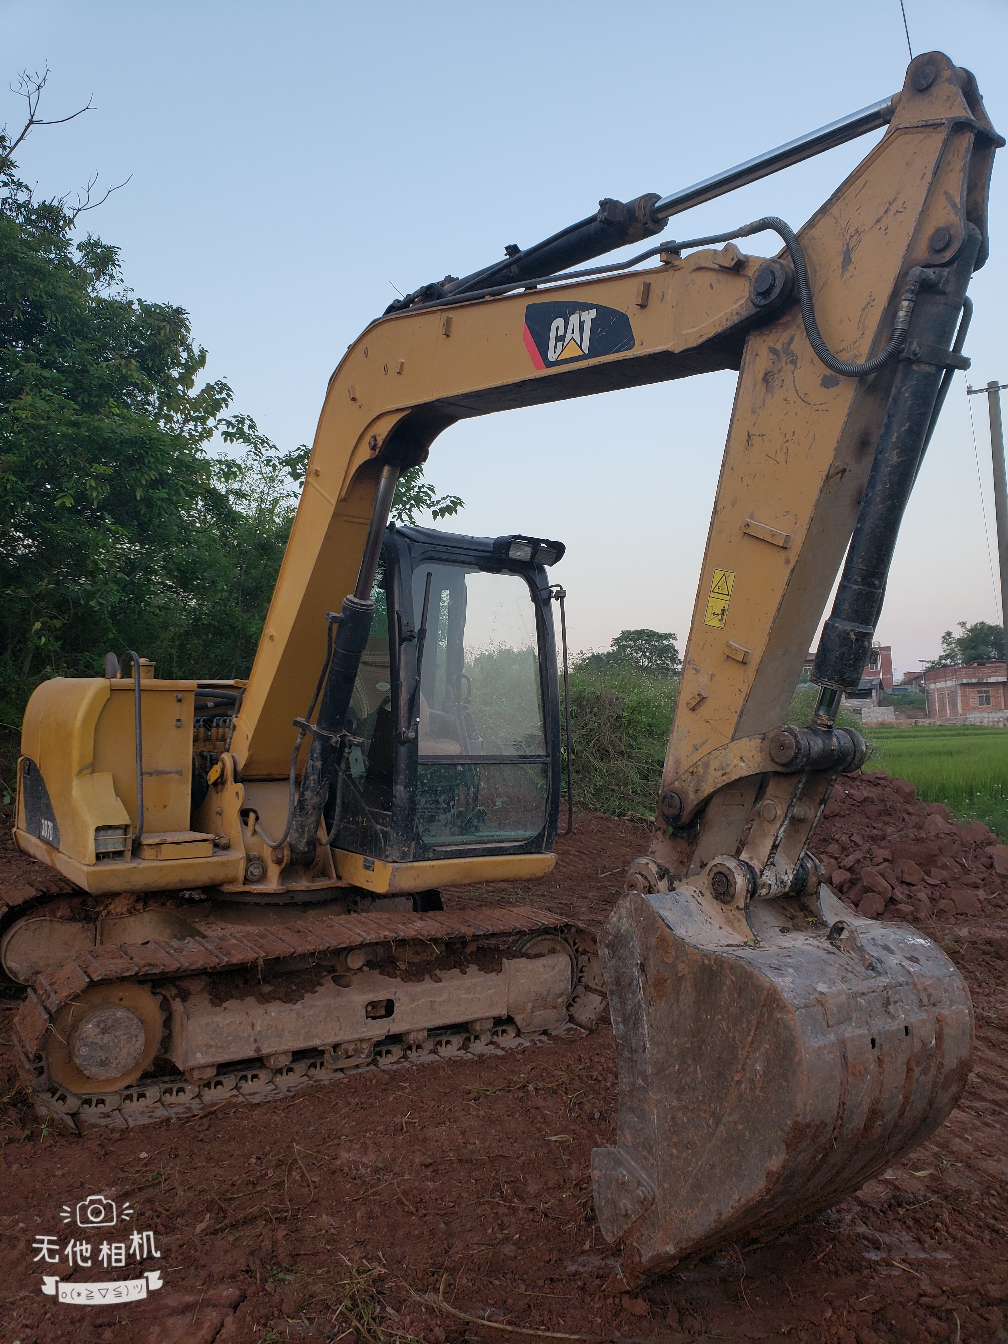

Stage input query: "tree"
[
  {"left": 391, "top": 464, "right": 463, "bottom": 526},
  {"left": 0, "top": 70, "right": 463, "bottom": 714},
  {"left": 578, "top": 628, "right": 680, "bottom": 678},
  {"left": 931, "top": 620, "right": 1005, "bottom": 668}
]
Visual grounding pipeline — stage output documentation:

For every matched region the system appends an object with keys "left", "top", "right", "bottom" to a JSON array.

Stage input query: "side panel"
[{"left": 93, "top": 683, "right": 196, "bottom": 835}]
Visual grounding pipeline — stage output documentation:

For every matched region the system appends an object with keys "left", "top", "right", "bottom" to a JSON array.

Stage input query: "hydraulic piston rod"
[
  {"left": 651, "top": 95, "right": 896, "bottom": 220},
  {"left": 390, "top": 92, "right": 897, "bottom": 310}
]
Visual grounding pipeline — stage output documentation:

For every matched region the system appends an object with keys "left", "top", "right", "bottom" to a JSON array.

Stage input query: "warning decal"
[{"left": 703, "top": 569, "right": 735, "bottom": 628}]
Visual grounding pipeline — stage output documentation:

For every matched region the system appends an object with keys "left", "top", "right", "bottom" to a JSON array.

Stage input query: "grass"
[{"left": 860, "top": 722, "right": 1008, "bottom": 839}]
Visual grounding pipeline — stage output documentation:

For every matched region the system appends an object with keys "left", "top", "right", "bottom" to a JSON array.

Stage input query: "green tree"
[
  {"left": 0, "top": 72, "right": 462, "bottom": 713},
  {"left": 391, "top": 463, "right": 463, "bottom": 526},
  {"left": 931, "top": 620, "right": 1005, "bottom": 668},
  {"left": 577, "top": 628, "right": 680, "bottom": 678}
]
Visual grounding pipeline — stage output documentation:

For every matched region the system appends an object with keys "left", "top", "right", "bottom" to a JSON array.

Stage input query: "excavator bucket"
[{"left": 591, "top": 884, "right": 973, "bottom": 1268}]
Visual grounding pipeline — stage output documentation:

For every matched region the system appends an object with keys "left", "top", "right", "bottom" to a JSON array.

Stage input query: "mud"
[{"left": 1, "top": 777, "right": 1006, "bottom": 1343}]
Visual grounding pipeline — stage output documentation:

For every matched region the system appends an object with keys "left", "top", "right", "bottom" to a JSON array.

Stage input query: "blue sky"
[{"left": 3, "top": 0, "right": 1006, "bottom": 678}]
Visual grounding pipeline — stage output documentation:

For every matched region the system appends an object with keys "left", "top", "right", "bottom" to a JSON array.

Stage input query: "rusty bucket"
[{"left": 591, "top": 882, "right": 972, "bottom": 1268}]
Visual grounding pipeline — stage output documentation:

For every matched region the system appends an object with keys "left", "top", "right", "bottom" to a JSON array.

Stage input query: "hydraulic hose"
[{"left": 390, "top": 214, "right": 927, "bottom": 385}]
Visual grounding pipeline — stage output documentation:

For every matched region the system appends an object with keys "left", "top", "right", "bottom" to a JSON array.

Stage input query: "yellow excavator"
[{"left": 6, "top": 52, "right": 1000, "bottom": 1268}]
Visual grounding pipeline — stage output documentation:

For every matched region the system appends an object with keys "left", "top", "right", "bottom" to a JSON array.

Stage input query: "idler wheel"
[{"left": 46, "top": 984, "right": 164, "bottom": 1095}]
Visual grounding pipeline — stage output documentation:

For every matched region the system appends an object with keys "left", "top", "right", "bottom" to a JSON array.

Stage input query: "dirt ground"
[{"left": 1, "top": 777, "right": 1006, "bottom": 1344}]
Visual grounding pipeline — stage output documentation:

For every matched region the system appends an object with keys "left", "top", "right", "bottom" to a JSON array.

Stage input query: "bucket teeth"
[{"left": 592, "top": 885, "right": 973, "bottom": 1269}]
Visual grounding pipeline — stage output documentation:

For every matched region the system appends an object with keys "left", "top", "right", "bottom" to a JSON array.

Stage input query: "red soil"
[{"left": 1, "top": 774, "right": 1006, "bottom": 1344}]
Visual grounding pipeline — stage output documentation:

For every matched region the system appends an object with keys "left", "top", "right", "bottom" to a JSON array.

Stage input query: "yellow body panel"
[
  {"left": 15, "top": 676, "right": 245, "bottom": 887},
  {"left": 333, "top": 849, "right": 556, "bottom": 895},
  {"left": 14, "top": 828, "right": 242, "bottom": 893}
]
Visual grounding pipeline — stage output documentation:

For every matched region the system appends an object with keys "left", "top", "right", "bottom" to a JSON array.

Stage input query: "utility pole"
[{"left": 967, "top": 380, "right": 1008, "bottom": 627}]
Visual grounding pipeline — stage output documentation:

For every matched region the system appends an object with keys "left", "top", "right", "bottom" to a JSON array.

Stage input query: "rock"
[
  {"left": 819, "top": 856, "right": 837, "bottom": 880},
  {"left": 949, "top": 888, "right": 982, "bottom": 915},
  {"left": 858, "top": 890, "right": 886, "bottom": 919},
  {"left": 891, "top": 842, "right": 940, "bottom": 865},
  {"left": 988, "top": 844, "right": 1008, "bottom": 877},
  {"left": 890, "top": 902, "right": 914, "bottom": 919},
  {"left": 960, "top": 820, "right": 994, "bottom": 843},
  {"left": 895, "top": 859, "right": 925, "bottom": 885},
  {"left": 923, "top": 813, "right": 955, "bottom": 838},
  {"left": 911, "top": 895, "right": 933, "bottom": 920},
  {"left": 846, "top": 881, "right": 866, "bottom": 908},
  {"left": 832, "top": 868, "right": 853, "bottom": 892},
  {"left": 862, "top": 869, "right": 893, "bottom": 900},
  {"left": 935, "top": 899, "right": 957, "bottom": 917},
  {"left": 925, "top": 802, "right": 951, "bottom": 820},
  {"left": 891, "top": 778, "right": 917, "bottom": 800},
  {"left": 621, "top": 1296, "right": 650, "bottom": 1317},
  {"left": 863, "top": 769, "right": 889, "bottom": 782}
]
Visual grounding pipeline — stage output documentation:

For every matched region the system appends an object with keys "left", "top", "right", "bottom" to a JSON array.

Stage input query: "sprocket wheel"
[{"left": 46, "top": 982, "right": 164, "bottom": 1095}]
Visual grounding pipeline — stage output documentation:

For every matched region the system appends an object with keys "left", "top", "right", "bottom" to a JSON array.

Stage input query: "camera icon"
[{"left": 76, "top": 1195, "right": 117, "bottom": 1228}]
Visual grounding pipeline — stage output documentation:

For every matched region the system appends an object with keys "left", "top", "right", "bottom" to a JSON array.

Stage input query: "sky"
[{"left": 3, "top": 0, "right": 1007, "bottom": 680}]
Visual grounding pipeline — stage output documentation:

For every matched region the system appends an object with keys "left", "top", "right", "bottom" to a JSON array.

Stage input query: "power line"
[
  {"left": 899, "top": 1, "right": 913, "bottom": 60},
  {"left": 966, "top": 377, "right": 1001, "bottom": 620}
]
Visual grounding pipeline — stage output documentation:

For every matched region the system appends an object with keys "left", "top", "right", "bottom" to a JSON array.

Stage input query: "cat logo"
[{"left": 523, "top": 301, "right": 635, "bottom": 370}]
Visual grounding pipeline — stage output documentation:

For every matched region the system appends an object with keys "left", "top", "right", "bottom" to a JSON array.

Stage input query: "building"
[
  {"left": 843, "top": 644, "right": 893, "bottom": 706},
  {"left": 900, "top": 670, "right": 923, "bottom": 691},
  {"left": 924, "top": 661, "right": 1008, "bottom": 721},
  {"left": 801, "top": 644, "right": 893, "bottom": 705}
]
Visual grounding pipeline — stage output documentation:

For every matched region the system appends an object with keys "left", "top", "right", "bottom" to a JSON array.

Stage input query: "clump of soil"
[
  {"left": 815, "top": 767, "right": 1007, "bottom": 925},
  {"left": 1, "top": 784, "right": 1006, "bottom": 1343}
]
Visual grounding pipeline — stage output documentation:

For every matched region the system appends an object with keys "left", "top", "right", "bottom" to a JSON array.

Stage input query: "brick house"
[
  {"left": 843, "top": 644, "right": 893, "bottom": 706},
  {"left": 802, "top": 644, "right": 893, "bottom": 704},
  {"left": 924, "top": 661, "right": 1008, "bottom": 721}
]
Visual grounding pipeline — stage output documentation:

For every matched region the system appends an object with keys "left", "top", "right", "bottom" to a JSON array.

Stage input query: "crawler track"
[{"left": 13, "top": 905, "right": 604, "bottom": 1133}]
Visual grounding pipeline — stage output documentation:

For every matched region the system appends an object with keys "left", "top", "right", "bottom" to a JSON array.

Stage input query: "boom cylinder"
[{"left": 286, "top": 463, "right": 400, "bottom": 867}]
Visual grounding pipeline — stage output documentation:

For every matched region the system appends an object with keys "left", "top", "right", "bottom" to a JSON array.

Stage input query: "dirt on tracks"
[{"left": 0, "top": 779, "right": 1006, "bottom": 1344}]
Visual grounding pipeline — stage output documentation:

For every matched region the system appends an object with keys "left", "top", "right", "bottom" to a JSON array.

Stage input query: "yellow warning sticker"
[{"left": 703, "top": 569, "right": 735, "bottom": 628}]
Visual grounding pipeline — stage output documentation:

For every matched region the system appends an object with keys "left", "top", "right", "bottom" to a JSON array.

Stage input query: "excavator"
[{"left": 5, "top": 51, "right": 999, "bottom": 1269}]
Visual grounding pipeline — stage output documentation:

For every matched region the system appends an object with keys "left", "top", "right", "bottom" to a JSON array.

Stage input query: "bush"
[
  {"left": 564, "top": 663, "right": 678, "bottom": 817},
  {"left": 562, "top": 676, "right": 865, "bottom": 819}
]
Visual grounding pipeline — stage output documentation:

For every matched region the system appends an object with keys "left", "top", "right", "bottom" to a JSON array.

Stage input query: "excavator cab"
[{"left": 327, "top": 524, "right": 567, "bottom": 868}]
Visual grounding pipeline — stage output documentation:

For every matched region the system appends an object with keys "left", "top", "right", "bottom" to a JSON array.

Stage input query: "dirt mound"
[
  {"left": 814, "top": 768, "right": 1007, "bottom": 925},
  {"left": 1, "top": 803, "right": 1006, "bottom": 1343}
]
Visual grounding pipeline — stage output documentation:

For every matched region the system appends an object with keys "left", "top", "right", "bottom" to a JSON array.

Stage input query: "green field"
[{"left": 860, "top": 723, "right": 1008, "bottom": 839}]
